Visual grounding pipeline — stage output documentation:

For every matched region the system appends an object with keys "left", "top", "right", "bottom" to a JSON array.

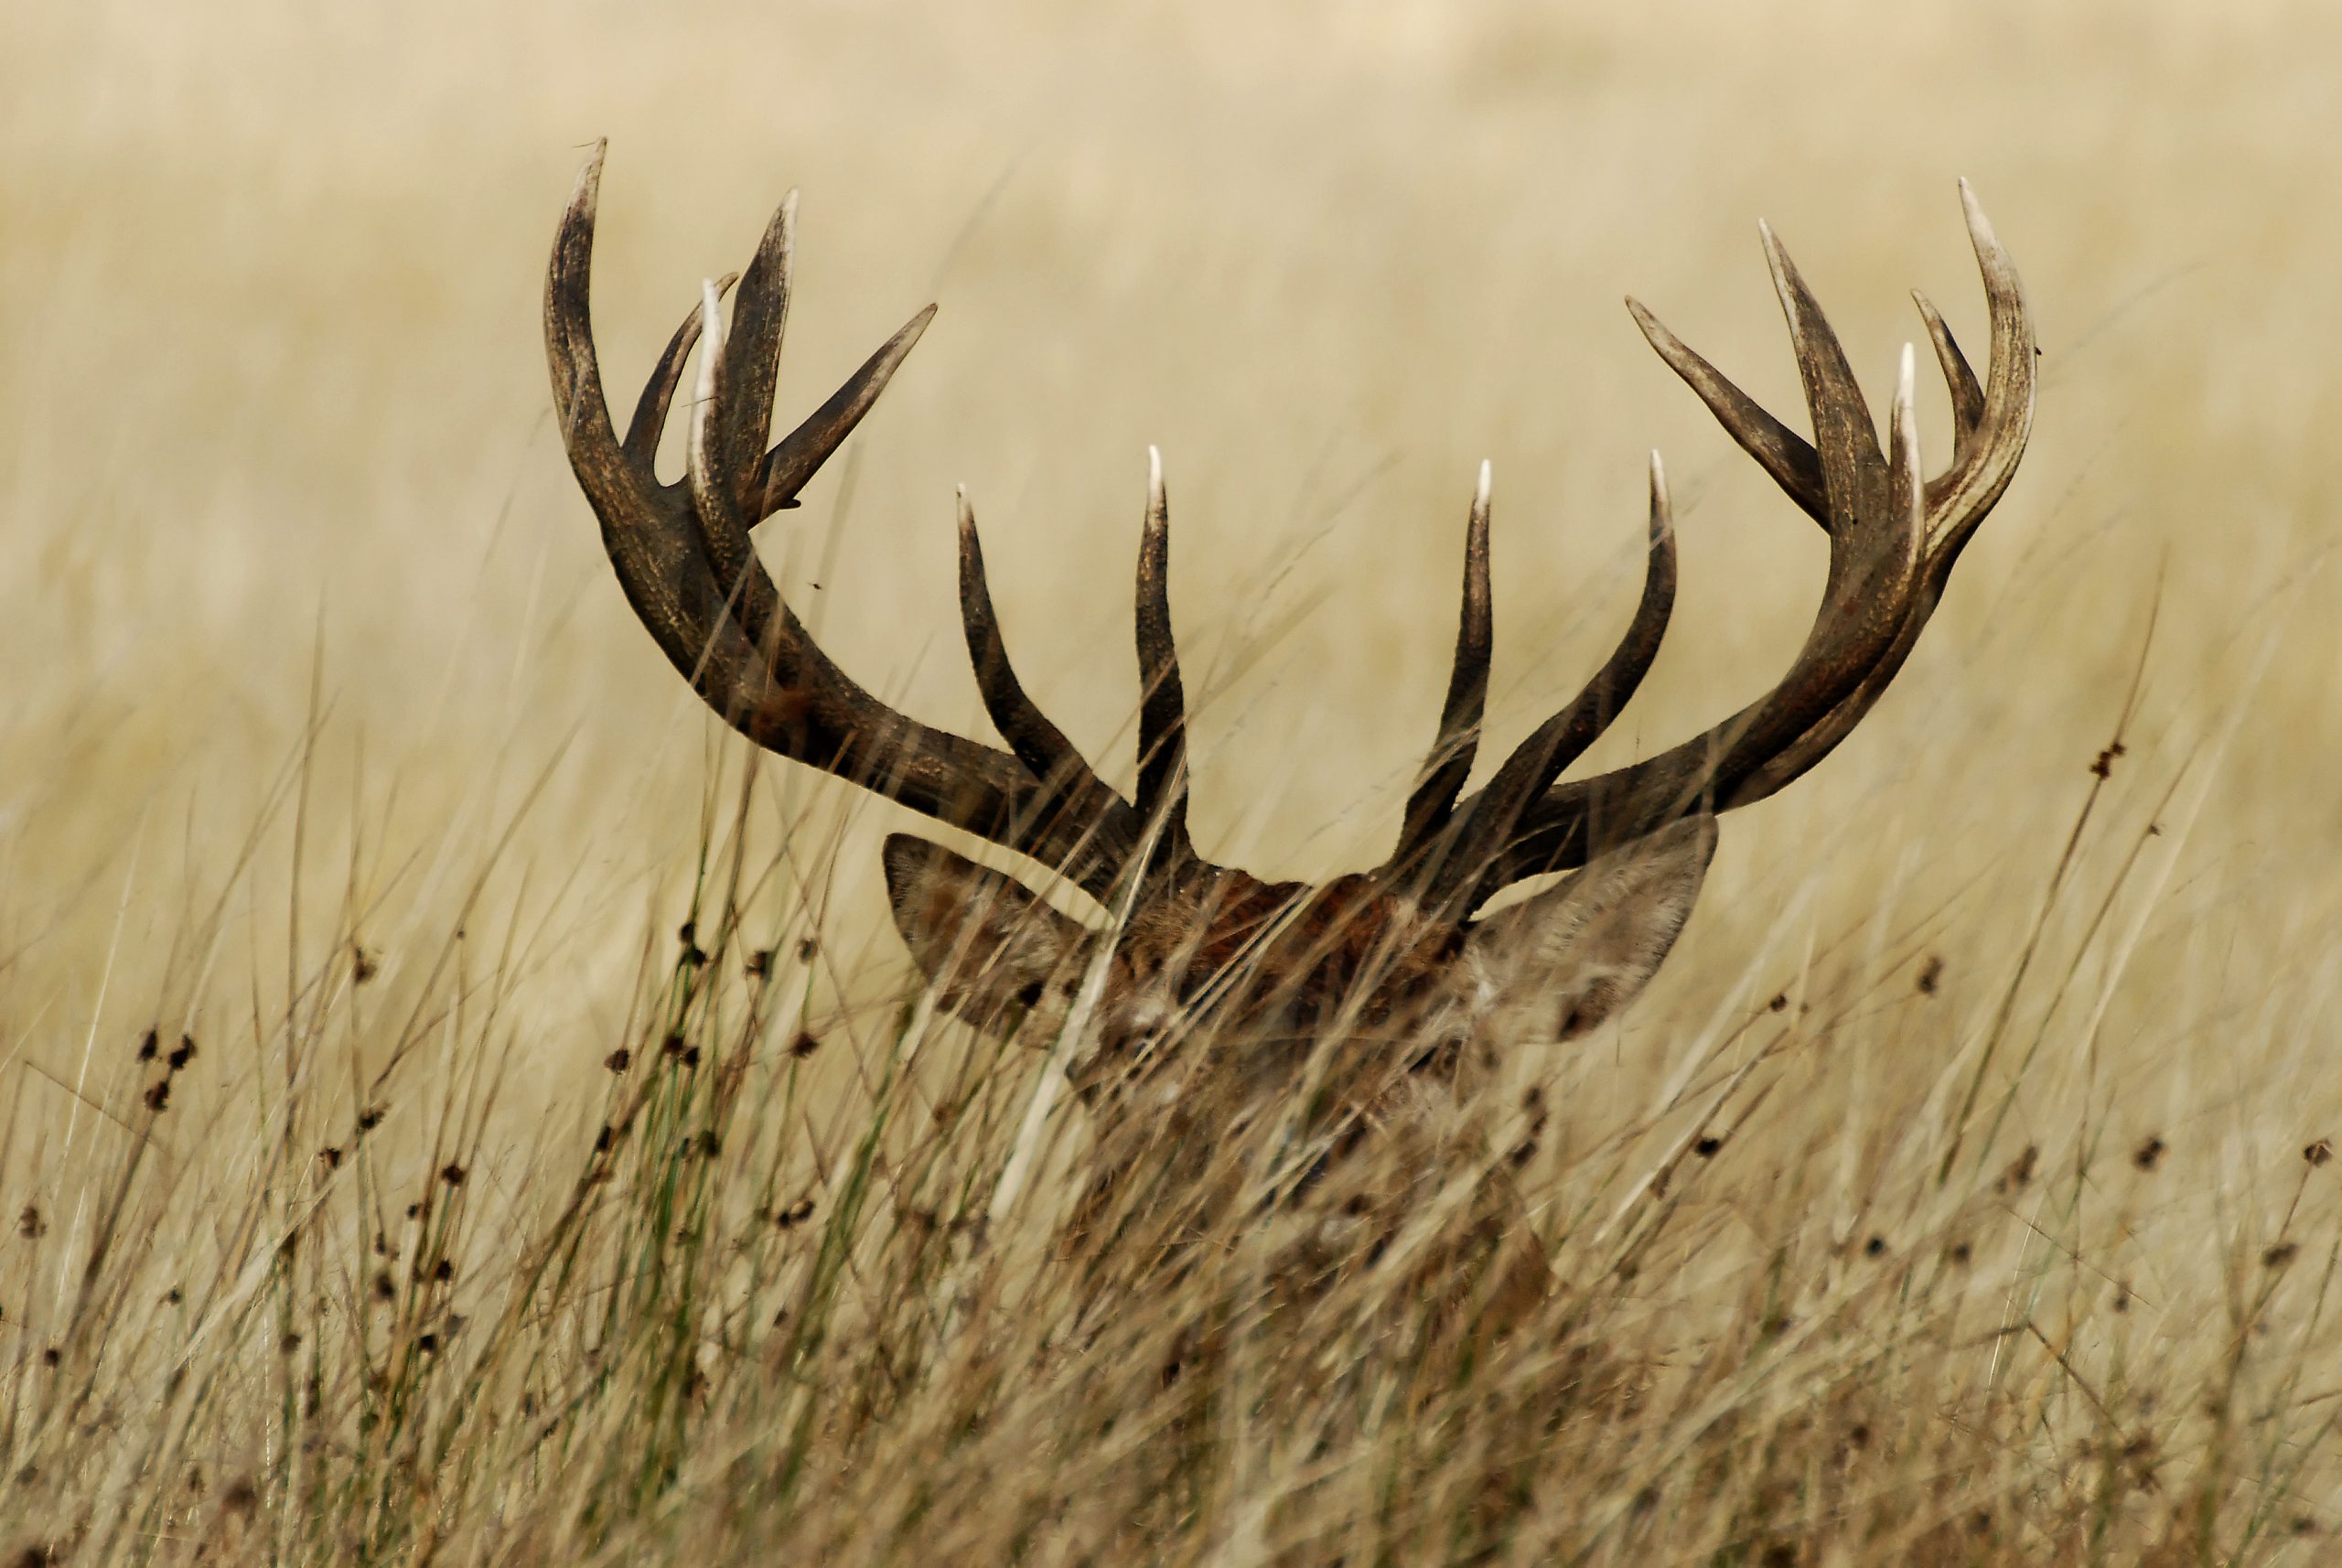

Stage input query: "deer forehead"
[{"left": 1117, "top": 872, "right": 1465, "bottom": 1004}]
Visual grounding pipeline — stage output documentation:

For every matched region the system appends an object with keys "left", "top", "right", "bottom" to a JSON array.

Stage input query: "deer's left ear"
[
  {"left": 881, "top": 834, "right": 1094, "bottom": 1036},
  {"left": 1466, "top": 814, "right": 1718, "bottom": 1041}
]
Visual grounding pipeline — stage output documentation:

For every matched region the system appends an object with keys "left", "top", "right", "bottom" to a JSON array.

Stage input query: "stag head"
[{"left": 546, "top": 142, "right": 2033, "bottom": 1214}]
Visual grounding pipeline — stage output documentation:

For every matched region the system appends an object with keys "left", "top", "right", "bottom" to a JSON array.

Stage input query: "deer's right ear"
[
  {"left": 1466, "top": 814, "right": 1718, "bottom": 1042},
  {"left": 881, "top": 834, "right": 1092, "bottom": 1034}
]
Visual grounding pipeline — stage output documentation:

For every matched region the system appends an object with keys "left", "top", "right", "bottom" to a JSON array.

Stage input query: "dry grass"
[{"left": 5, "top": 0, "right": 2341, "bottom": 1562}]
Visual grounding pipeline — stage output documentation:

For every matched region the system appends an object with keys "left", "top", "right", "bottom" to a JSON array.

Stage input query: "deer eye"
[{"left": 1015, "top": 982, "right": 1047, "bottom": 1009}]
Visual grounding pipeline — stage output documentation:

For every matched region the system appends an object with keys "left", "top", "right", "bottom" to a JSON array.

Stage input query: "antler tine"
[
  {"left": 1918, "top": 181, "right": 2035, "bottom": 554},
  {"left": 1911, "top": 291, "right": 1984, "bottom": 454},
  {"left": 1391, "top": 461, "right": 1494, "bottom": 869},
  {"left": 1628, "top": 298, "right": 1828, "bottom": 532},
  {"left": 1443, "top": 451, "right": 1677, "bottom": 903},
  {"left": 675, "top": 192, "right": 801, "bottom": 652},
  {"left": 956, "top": 487, "right": 1131, "bottom": 828},
  {"left": 548, "top": 145, "right": 1141, "bottom": 900},
  {"left": 1133, "top": 446, "right": 1194, "bottom": 867},
  {"left": 713, "top": 191, "right": 797, "bottom": 492},
  {"left": 756, "top": 304, "right": 937, "bottom": 517},
  {"left": 1732, "top": 359, "right": 1930, "bottom": 813},
  {"left": 548, "top": 143, "right": 722, "bottom": 682},
  {"left": 1472, "top": 185, "right": 2034, "bottom": 896},
  {"left": 684, "top": 277, "right": 785, "bottom": 644},
  {"left": 1889, "top": 342, "right": 1922, "bottom": 531},
  {"left": 686, "top": 186, "right": 940, "bottom": 648},
  {"left": 625, "top": 272, "right": 735, "bottom": 467},
  {"left": 1757, "top": 221, "right": 1907, "bottom": 585},
  {"left": 1689, "top": 222, "right": 1917, "bottom": 775}
]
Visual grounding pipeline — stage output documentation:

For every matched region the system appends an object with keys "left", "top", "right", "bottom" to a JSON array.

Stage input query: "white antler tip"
[
  {"left": 1147, "top": 444, "right": 1164, "bottom": 491},
  {"left": 1475, "top": 458, "right": 1492, "bottom": 509},
  {"left": 1756, "top": 219, "right": 1796, "bottom": 302},
  {"left": 693, "top": 279, "right": 725, "bottom": 402},
  {"left": 1957, "top": 178, "right": 1999, "bottom": 246},
  {"left": 571, "top": 141, "right": 607, "bottom": 201},
  {"left": 1891, "top": 346, "right": 1922, "bottom": 519}
]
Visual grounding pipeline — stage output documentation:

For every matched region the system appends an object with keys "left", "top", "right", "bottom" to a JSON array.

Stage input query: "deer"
[{"left": 545, "top": 143, "right": 2035, "bottom": 1339}]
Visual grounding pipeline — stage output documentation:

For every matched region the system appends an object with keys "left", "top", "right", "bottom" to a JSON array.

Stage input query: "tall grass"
[
  {"left": 3, "top": 699, "right": 2337, "bottom": 1563},
  {"left": 5, "top": 0, "right": 2340, "bottom": 1561}
]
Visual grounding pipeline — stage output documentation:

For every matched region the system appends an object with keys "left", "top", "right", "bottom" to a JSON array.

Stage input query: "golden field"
[{"left": 3, "top": 1, "right": 2339, "bottom": 1561}]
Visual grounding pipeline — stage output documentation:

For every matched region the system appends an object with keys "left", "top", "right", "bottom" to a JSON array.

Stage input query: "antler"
[
  {"left": 1391, "top": 183, "right": 2034, "bottom": 906},
  {"left": 1386, "top": 456, "right": 1677, "bottom": 897},
  {"left": 546, "top": 145, "right": 1141, "bottom": 899},
  {"left": 1133, "top": 446, "right": 1199, "bottom": 875},
  {"left": 553, "top": 149, "right": 2031, "bottom": 921}
]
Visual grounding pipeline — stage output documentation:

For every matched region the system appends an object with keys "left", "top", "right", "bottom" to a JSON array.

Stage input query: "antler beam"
[
  {"left": 1465, "top": 182, "right": 2034, "bottom": 898},
  {"left": 546, "top": 145, "right": 1142, "bottom": 899}
]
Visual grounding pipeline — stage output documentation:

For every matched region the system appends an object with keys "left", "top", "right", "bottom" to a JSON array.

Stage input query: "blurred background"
[{"left": 2, "top": 0, "right": 2335, "bottom": 1135}]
